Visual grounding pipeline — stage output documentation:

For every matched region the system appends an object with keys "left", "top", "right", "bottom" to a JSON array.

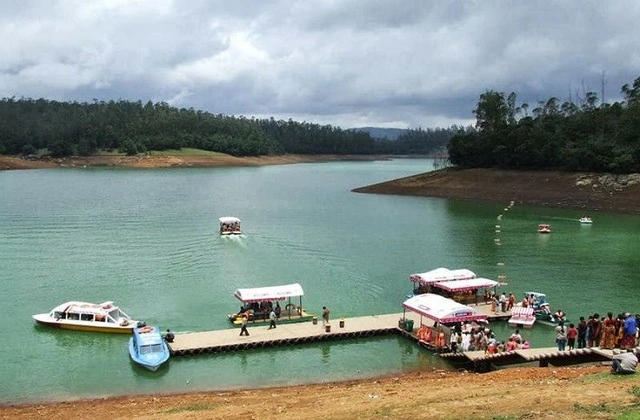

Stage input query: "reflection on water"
[
  {"left": 129, "top": 359, "right": 171, "bottom": 379},
  {"left": 321, "top": 342, "right": 331, "bottom": 364},
  {"left": 33, "top": 325, "right": 128, "bottom": 352}
]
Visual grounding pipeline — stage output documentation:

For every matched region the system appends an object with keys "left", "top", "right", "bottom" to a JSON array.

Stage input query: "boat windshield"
[
  {"left": 107, "top": 309, "right": 123, "bottom": 322},
  {"left": 140, "top": 344, "right": 164, "bottom": 354}
]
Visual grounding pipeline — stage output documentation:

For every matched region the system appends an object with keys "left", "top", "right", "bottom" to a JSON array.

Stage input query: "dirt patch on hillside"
[
  {"left": 0, "top": 154, "right": 391, "bottom": 171},
  {"left": 353, "top": 167, "right": 640, "bottom": 214},
  {"left": 3, "top": 365, "right": 640, "bottom": 420}
]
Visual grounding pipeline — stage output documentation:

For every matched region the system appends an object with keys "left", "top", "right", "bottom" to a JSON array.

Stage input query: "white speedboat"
[
  {"left": 128, "top": 325, "right": 170, "bottom": 371},
  {"left": 219, "top": 216, "right": 242, "bottom": 235},
  {"left": 32, "top": 301, "right": 142, "bottom": 334},
  {"left": 579, "top": 217, "right": 593, "bottom": 224}
]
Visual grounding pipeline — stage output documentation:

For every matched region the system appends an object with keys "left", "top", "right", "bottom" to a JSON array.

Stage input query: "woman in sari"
[
  {"left": 615, "top": 314, "right": 625, "bottom": 348},
  {"left": 600, "top": 312, "right": 616, "bottom": 349}
]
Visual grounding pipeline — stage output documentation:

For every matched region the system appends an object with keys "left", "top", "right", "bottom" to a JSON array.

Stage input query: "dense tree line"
[
  {"left": 0, "top": 98, "right": 457, "bottom": 158},
  {"left": 448, "top": 76, "right": 640, "bottom": 173},
  {"left": 0, "top": 99, "right": 282, "bottom": 157}
]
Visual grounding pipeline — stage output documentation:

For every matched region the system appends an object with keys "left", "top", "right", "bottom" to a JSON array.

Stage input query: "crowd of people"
[
  {"left": 235, "top": 301, "right": 282, "bottom": 320},
  {"left": 486, "top": 291, "right": 517, "bottom": 313},
  {"left": 447, "top": 323, "right": 530, "bottom": 354},
  {"left": 220, "top": 221, "right": 241, "bottom": 234},
  {"left": 553, "top": 312, "right": 639, "bottom": 351}
]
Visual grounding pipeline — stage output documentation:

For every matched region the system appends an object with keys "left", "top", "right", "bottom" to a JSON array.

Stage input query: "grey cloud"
[{"left": 1, "top": 0, "right": 639, "bottom": 129}]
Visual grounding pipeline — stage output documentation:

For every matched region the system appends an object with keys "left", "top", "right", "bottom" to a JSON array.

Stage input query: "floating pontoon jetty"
[
  {"left": 169, "top": 312, "right": 421, "bottom": 356},
  {"left": 168, "top": 309, "right": 627, "bottom": 373}
]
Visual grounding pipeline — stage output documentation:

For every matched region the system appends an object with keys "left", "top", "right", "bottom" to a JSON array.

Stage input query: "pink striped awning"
[{"left": 510, "top": 306, "right": 534, "bottom": 317}]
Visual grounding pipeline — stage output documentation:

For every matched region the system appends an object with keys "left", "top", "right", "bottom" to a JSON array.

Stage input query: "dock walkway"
[
  {"left": 439, "top": 346, "right": 635, "bottom": 371},
  {"left": 169, "top": 312, "right": 421, "bottom": 356},
  {"left": 168, "top": 310, "right": 633, "bottom": 372}
]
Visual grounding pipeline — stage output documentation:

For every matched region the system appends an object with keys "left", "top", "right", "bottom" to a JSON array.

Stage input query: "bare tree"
[{"left": 600, "top": 70, "right": 607, "bottom": 106}]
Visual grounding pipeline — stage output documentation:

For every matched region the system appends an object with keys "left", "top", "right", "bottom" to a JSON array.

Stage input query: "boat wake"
[{"left": 221, "top": 234, "right": 248, "bottom": 248}]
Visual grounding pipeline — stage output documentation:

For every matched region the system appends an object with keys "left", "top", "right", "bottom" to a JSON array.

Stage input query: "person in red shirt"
[{"left": 567, "top": 323, "right": 578, "bottom": 350}]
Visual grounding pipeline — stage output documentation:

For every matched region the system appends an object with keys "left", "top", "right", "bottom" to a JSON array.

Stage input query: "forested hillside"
[
  {"left": 448, "top": 76, "right": 640, "bottom": 173},
  {"left": 0, "top": 98, "right": 459, "bottom": 158}
]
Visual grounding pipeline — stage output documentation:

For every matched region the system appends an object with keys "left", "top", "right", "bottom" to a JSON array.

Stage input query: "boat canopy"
[
  {"left": 409, "top": 267, "right": 476, "bottom": 285},
  {"left": 432, "top": 277, "right": 498, "bottom": 293},
  {"left": 234, "top": 283, "right": 304, "bottom": 303},
  {"left": 219, "top": 216, "right": 241, "bottom": 224},
  {"left": 402, "top": 293, "right": 488, "bottom": 324},
  {"left": 54, "top": 301, "right": 120, "bottom": 314}
]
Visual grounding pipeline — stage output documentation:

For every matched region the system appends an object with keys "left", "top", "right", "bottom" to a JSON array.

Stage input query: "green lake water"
[{"left": 1, "top": 159, "right": 639, "bottom": 403}]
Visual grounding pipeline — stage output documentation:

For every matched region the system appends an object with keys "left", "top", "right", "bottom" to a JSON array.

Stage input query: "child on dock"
[{"left": 567, "top": 323, "right": 577, "bottom": 350}]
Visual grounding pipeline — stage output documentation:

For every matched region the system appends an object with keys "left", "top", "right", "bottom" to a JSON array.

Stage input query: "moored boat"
[
  {"left": 32, "top": 301, "right": 142, "bottom": 333},
  {"left": 508, "top": 306, "right": 536, "bottom": 328},
  {"left": 219, "top": 216, "right": 242, "bottom": 235},
  {"left": 407, "top": 267, "right": 476, "bottom": 297},
  {"left": 579, "top": 216, "right": 593, "bottom": 224},
  {"left": 537, "top": 224, "right": 551, "bottom": 233},
  {"left": 520, "top": 292, "right": 567, "bottom": 325},
  {"left": 402, "top": 293, "right": 488, "bottom": 352},
  {"left": 228, "top": 283, "right": 315, "bottom": 325},
  {"left": 128, "top": 325, "right": 170, "bottom": 371}
]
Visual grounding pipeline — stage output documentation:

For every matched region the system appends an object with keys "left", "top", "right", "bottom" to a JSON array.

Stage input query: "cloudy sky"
[{"left": 1, "top": 0, "right": 639, "bottom": 129}]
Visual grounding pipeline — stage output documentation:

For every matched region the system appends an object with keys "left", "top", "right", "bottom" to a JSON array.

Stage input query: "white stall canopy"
[
  {"left": 409, "top": 267, "right": 476, "bottom": 285},
  {"left": 234, "top": 283, "right": 304, "bottom": 303},
  {"left": 402, "top": 293, "right": 488, "bottom": 324}
]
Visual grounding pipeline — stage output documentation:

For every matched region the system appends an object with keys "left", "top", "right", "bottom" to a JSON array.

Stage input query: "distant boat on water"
[{"left": 537, "top": 224, "right": 551, "bottom": 234}]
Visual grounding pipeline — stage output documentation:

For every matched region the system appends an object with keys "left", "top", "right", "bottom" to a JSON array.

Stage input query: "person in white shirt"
[
  {"left": 499, "top": 293, "right": 507, "bottom": 312},
  {"left": 461, "top": 332, "right": 471, "bottom": 352},
  {"left": 612, "top": 351, "right": 638, "bottom": 374},
  {"left": 268, "top": 309, "right": 277, "bottom": 329}
]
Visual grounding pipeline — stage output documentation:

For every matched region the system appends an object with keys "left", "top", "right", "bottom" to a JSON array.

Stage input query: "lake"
[{"left": 1, "top": 158, "right": 639, "bottom": 403}]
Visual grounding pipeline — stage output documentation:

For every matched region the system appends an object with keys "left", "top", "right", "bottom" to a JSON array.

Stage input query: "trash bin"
[
  {"left": 339, "top": 319, "right": 345, "bottom": 328},
  {"left": 398, "top": 318, "right": 405, "bottom": 329},
  {"left": 312, "top": 316, "right": 318, "bottom": 325},
  {"left": 404, "top": 319, "right": 414, "bottom": 332},
  {"left": 325, "top": 324, "right": 331, "bottom": 332}
]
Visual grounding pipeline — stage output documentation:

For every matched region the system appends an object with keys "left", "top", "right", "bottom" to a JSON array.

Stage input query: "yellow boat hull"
[{"left": 35, "top": 319, "right": 134, "bottom": 334}]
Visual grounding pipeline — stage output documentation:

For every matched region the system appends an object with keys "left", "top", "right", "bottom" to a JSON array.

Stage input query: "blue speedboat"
[{"left": 128, "top": 325, "right": 170, "bottom": 371}]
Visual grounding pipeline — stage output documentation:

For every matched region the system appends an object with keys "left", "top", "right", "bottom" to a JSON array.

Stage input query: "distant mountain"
[{"left": 352, "top": 127, "right": 407, "bottom": 141}]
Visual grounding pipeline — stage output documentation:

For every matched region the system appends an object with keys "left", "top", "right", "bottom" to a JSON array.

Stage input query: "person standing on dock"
[
  {"left": 567, "top": 323, "right": 578, "bottom": 350},
  {"left": 555, "top": 321, "right": 567, "bottom": 351},
  {"left": 499, "top": 292, "right": 507, "bottom": 312},
  {"left": 268, "top": 309, "right": 277, "bottom": 329},
  {"left": 322, "top": 306, "right": 330, "bottom": 327},
  {"left": 240, "top": 314, "right": 249, "bottom": 336},
  {"left": 577, "top": 316, "right": 587, "bottom": 349},
  {"left": 622, "top": 312, "right": 637, "bottom": 350}
]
